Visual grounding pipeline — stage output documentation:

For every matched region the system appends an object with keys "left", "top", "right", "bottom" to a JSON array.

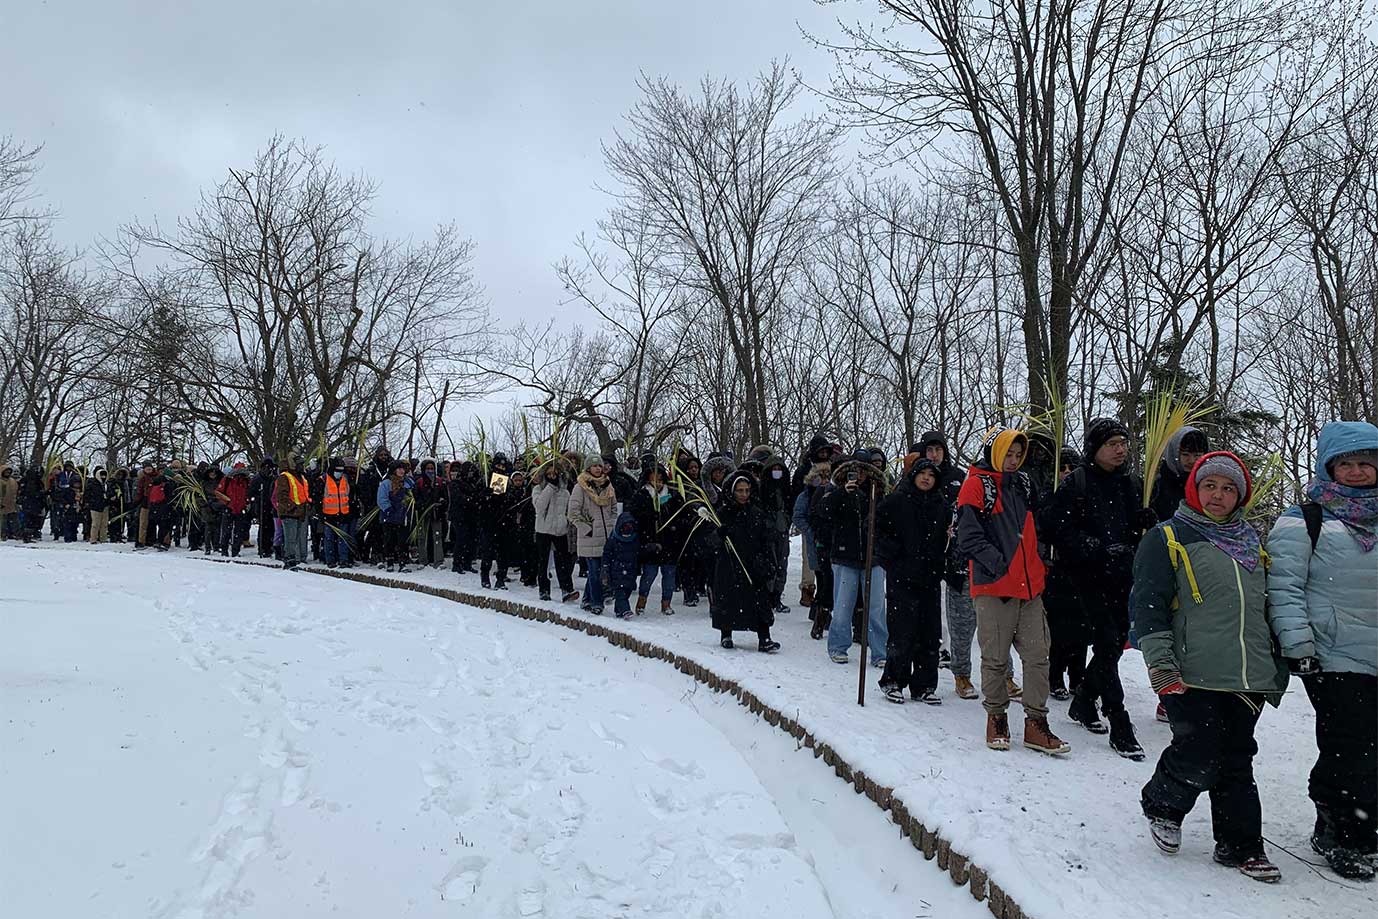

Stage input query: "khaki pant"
[
  {"left": 138, "top": 507, "right": 149, "bottom": 546},
  {"left": 88, "top": 510, "right": 108, "bottom": 543},
  {"left": 800, "top": 550, "right": 815, "bottom": 590},
  {"left": 974, "top": 594, "right": 1051, "bottom": 718}
]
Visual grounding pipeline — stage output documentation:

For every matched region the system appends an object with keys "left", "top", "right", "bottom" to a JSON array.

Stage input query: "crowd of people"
[{"left": 1, "top": 419, "right": 1373, "bottom": 884}]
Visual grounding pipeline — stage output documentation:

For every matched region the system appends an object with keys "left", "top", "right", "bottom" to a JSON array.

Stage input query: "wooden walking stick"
[{"left": 857, "top": 476, "right": 879, "bottom": 706}]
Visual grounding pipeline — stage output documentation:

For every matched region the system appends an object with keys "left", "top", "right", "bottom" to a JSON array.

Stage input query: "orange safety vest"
[
  {"left": 323, "top": 475, "right": 351, "bottom": 516},
  {"left": 280, "top": 471, "right": 309, "bottom": 507}
]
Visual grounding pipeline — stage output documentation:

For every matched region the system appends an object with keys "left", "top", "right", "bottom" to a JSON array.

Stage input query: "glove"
[
  {"left": 696, "top": 506, "right": 713, "bottom": 522},
  {"left": 1287, "top": 656, "right": 1321, "bottom": 676},
  {"left": 1135, "top": 506, "right": 1160, "bottom": 531},
  {"left": 1149, "top": 668, "right": 1186, "bottom": 696}
]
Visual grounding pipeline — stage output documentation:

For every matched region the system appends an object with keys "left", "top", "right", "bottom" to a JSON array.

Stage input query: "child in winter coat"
[
  {"left": 604, "top": 511, "right": 643, "bottom": 619},
  {"left": 1133, "top": 451, "right": 1287, "bottom": 883},
  {"left": 376, "top": 460, "right": 414, "bottom": 573}
]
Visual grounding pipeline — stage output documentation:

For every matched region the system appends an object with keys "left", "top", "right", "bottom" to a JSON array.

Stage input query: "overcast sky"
[{"left": 2, "top": 1, "right": 851, "bottom": 323}]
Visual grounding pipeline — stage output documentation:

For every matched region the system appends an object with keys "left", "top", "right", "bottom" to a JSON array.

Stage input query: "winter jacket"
[
  {"left": 628, "top": 483, "right": 687, "bottom": 566},
  {"left": 82, "top": 469, "right": 110, "bottom": 512},
  {"left": 955, "top": 433, "right": 1045, "bottom": 600},
  {"left": 816, "top": 459, "right": 889, "bottom": 568},
  {"left": 217, "top": 472, "right": 253, "bottom": 516},
  {"left": 446, "top": 465, "right": 482, "bottom": 525},
  {"left": 377, "top": 477, "right": 414, "bottom": 525},
  {"left": 754, "top": 454, "right": 793, "bottom": 537},
  {"left": 142, "top": 473, "right": 172, "bottom": 517},
  {"left": 603, "top": 512, "right": 642, "bottom": 594},
  {"left": 875, "top": 471, "right": 949, "bottom": 587},
  {"left": 1268, "top": 421, "right": 1378, "bottom": 676},
  {"left": 50, "top": 470, "right": 81, "bottom": 508},
  {"left": 531, "top": 479, "right": 572, "bottom": 537},
  {"left": 915, "top": 430, "right": 965, "bottom": 501},
  {"left": 274, "top": 470, "right": 312, "bottom": 520},
  {"left": 357, "top": 456, "right": 389, "bottom": 511},
  {"left": 791, "top": 471, "right": 830, "bottom": 571},
  {"left": 412, "top": 467, "right": 447, "bottom": 527},
  {"left": 567, "top": 472, "right": 618, "bottom": 557},
  {"left": 1041, "top": 461, "right": 1149, "bottom": 615},
  {"left": 248, "top": 470, "right": 278, "bottom": 519},
  {"left": 18, "top": 469, "right": 47, "bottom": 518},
  {"left": 707, "top": 492, "right": 777, "bottom": 634},
  {"left": 1132, "top": 517, "right": 1287, "bottom": 697},
  {"left": 0, "top": 467, "right": 18, "bottom": 514}
]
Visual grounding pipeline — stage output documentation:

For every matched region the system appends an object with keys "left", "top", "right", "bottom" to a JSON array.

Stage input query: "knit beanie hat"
[
  {"left": 1083, "top": 417, "right": 1131, "bottom": 459},
  {"left": 584, "top": 453, "right": 607, "bottom": 472},
  {"left": 1187, "top": 451, "right": 1252, "bottom": 512}
]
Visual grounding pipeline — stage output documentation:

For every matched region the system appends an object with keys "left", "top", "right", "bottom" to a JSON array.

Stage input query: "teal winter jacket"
[{"left": 1267, "top": 421, "right": 1378, "bottom": 676}]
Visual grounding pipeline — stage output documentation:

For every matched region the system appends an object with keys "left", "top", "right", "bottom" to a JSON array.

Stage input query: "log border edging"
[{"left": 199, "top": 558, "right": 1032, "bottom": 919}]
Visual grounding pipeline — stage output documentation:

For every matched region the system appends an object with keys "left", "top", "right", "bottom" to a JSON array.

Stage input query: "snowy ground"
[{"left": 0, "top": 542, "right": 989, "bottom": 919}]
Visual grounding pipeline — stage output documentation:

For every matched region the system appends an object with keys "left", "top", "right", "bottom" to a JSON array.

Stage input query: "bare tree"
[{"left": 603, "top": 62, "right": 838, "bottom": 445}]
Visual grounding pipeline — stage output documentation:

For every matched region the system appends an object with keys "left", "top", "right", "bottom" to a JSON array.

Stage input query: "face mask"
[
  {"left": 770, "top": 469, "right": 783, "bottom": 480},
  {"left": 331, "top": 470, "right": 343, "bottom": 479}
]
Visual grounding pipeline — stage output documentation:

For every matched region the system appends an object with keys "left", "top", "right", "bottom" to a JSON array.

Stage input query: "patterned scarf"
[
  {"left": 1173, "top": 503, "right": 1262, "bottom": 572},
  {"left": 1305, "top": 480, "right": 1378, "bottom": 553}
]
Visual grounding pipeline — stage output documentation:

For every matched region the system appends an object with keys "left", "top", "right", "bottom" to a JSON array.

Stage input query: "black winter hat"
[
  {"left": 1060, "top": 446, "right": 1082, "bottom": 469},
  {"left": 1083, "top": 418, "right": 1130, "bottom": 459},
  {"left": 639, "top": 452, "right": 657, "bottom": 473}
]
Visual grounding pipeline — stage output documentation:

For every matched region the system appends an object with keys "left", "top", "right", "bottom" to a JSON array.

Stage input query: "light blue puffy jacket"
[{"left": 1267, "top": 421, "right": 1378, "bottom": 676}]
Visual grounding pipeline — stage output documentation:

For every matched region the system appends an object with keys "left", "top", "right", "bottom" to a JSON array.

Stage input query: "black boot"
[
  {"left": 1107, "top": 710, "right": 1145, "bottom": 761},
  {"left": 1068, "top": 692, "right": 1108, "bottom": 734},
  {"left": 1313, "top": 804, "right": 1378, "bottom": 881}
]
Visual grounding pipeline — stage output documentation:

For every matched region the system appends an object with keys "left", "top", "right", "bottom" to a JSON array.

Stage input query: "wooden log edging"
[{"left": 281, "top": 564, "right": 1031, "bottom": 919}]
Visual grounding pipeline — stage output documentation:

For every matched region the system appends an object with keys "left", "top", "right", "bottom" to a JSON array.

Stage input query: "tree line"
[{"left": 1, "top": 0, "right": 1373, "bottom": 505}]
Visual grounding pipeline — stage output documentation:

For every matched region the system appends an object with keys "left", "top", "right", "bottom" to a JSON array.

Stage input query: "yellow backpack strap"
[{"left": 1162, "top": 525, "right": 1203, "bottom": 605}]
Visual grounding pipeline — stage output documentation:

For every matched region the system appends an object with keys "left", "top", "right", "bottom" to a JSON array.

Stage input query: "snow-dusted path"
[{"left": 0, "top": 544, "right": 985, "bottom": 919}]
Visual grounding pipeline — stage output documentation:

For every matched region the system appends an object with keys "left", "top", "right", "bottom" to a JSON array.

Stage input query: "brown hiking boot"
[
  {"left": 954, "top": 676, "right": 978, "bottom": 700},
  {"left": 1024, "top": 716, "right": 1071, "bottom": 756},
  {"left": 986, "top": 713, "right": 1011, "bottom": 751},
  {"left": 799, "top": 584, "right": 816, "bottom": 607},
  {"left": 1006, "top": 676, "right": 1023, "bottom": 699},
  {"left": 635, "top": 595, "right": 647, "bottom": 615}
]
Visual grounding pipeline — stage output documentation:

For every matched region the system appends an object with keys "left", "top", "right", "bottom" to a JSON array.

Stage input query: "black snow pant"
[
  {"left": 478, "top": 527, "right": 507, "bottom": 583},
  {"left": 1305, "top": 672, "right": 1377, "bottom": 852},
  {"left": 880, "top": 579, "right": 942, "bottom": 696},
  {"left": 149, "top": 510, "right": 173, "bottom": 548},
  {"left": 381, "top": 521, "right": 408, "bottom": 566},
  {"left": 809, "top": 559, "right": 835, "bottom": 630},
  {"left": 1142, "top": 690, "right": 1266, "bottom": 858},
  {"left": 256, "top": 512, "right": 275, "bottom": 557},
  {"left": 221, "top": 513, "right": 252, "bottom": 556},
  {"left": 534, "top": 531, "right": 574, "bottom": 596},
  {"left": 1072, "top": 577, "right": 1131, "bottom": 717},
  {"left": 450, "top": 518, "right": 476, "bottom": 571},
  {"left": 1045, "top": 577, "right": 1090, "bottom": 694}
]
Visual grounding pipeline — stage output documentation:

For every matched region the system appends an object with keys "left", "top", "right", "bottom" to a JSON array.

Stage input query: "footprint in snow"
[
  {"left": 588, "top": 721, "right": 625, "bottom": 750},
  {"left": 439, "top": 855, "right": 487, "bottom": 902}
]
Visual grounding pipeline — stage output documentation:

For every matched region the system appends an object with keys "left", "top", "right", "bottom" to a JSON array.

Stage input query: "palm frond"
[{"left": 1142, "top": 386, "right": 1214, "bottom": 508}]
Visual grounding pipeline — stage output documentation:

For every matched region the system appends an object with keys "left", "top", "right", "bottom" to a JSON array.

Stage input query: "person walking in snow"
[
  {"left": 1039, "top": 448, "right": 1090, "bottom": 701},
  {"left": 317, "top": 457, "right": 358, "bottom": 569},
  {"left": 215, "top": 463, "right": 254, "bottom": 557},
  {"left": 477, "top": 453, "right": 516, "bottom": 589},
  {"left": 956, "top": 428, "right": 1068, "bottom": 756},
  {"left": 248, "top": 456, "right": 278, "bottom": 558},
  {"left": 376, "top": 459, "right": 414, "bottom": 573},
  {"left": 916, "top": 430, "right": 981, "bottom": 699},
  {"left": 603, "top": 510, "right": 642, "bottom": 619},
  {"left": 1044, "top": 418, "right": 1155, "bottom": 760},
  {"left": 50, "top": 461, "right": 81, "bottom": 543},
  {"left": 706, "top": 472, "right": 780, "bottom": 652},
  {"left": 1134, "top": 451, "right": 1287, "bottom": 883},
  {"left": 793, "top": 459, "right": 833, "bottom": 640},
  {"left": 817, "top": 449, "right": 889, "bottom": 666},
  {"left": 82, "top": 466, "right": 111, "bottom": 544},
  {"left": 412, "top": 457, "right": 447, "bottom": 568},
  {"left": 446, "top": 460, "right": 481, "bottom": 574},
  {"left": 17, "top": 466, "right": 46, "bottom": 543},
  {"left": 569, "top": 455, "right": 618, "bottom": 614},
  {"left": 628, "top": 456, "right": 684, "bottom": 616},
  {"left": 0, "top": 463, "right": 17, "bottom": 540},
  {"left": 275, "top": 453, "right": 312, "bottom": 570},
  {"left": 791, "top": 434, "right": 834, "bottom": 607},
  {"left": 1268, "top": 421, "right": 1378, "bottom": 881},
  {"left": 531, "top": 458, "right": 579, "bottom": 603},
  {"left": 876, "top": 456, "right": 950, "bottom": 705},
  {"left": 143, "top": 462, "right": 174, "bottom": 551}
]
